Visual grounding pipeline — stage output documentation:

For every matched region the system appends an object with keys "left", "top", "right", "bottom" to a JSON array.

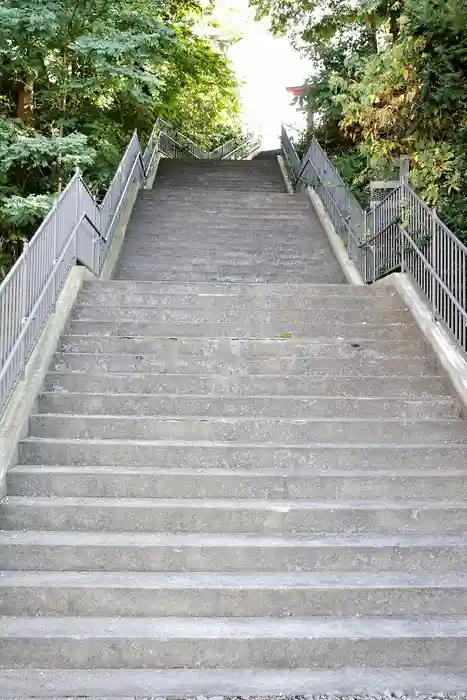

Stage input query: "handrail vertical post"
[
  {"left": 19, "top": 242, "right": 29, "bottom": 379},
  {"left": 431, "top": 207, "right": 437, "bottom": 321}
]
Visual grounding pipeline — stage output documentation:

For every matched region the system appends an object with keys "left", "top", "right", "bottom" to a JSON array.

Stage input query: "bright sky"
[{"left": 222, "top": 1, "right": 312, "bottom": 148}]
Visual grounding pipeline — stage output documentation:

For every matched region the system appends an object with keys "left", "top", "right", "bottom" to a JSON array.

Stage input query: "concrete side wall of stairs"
[{"left": 1, "top": 157, "right": 467, "bottom": 697}]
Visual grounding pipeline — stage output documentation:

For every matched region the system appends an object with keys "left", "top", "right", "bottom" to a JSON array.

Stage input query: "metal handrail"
[
  {"left": 281, "top": 123, "right": 467, "bottom": 353},
  {"left": 0, "top": 124, "right": 158, "bottom": 417},
  {"left": 222, "top": 135, "right": 262, "bottom": 160}
]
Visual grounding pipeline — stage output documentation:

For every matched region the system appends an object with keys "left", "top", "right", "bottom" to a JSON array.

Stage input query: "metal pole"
[
  {"left": 51, "top": 202, "right": 58, "bottom": 313},
  {"left": 431, "top": 208, "right": 437, "bottom": 321},
  {"left": 19, "top": 242, "right": 29, "bottom": 378}
]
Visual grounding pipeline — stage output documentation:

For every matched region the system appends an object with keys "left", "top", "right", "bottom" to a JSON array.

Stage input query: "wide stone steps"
[
  {"left": 80, "top": 280, "right": 388, "bottom": 295},
  {"left": 116, "top": 166, "right": 342, "bottom": 283},
  {"left": 113, "top": 269, "right": 345, "bottom": 283},
  {"left": 37, "top": 392, "right": 461, "bottom": 419},
  {"left": 18, "top": 439, "right": 467, "bottom": 469},
  {"left": 65, "top": 319, "right": 419, "bottom": 339},
  {"left": 3, "top": 668, "right": 467, "bottom": 697},
  {"left": 2, "top": 531, "right": 467, "bottom": 572},
  {"left": 58, "top": 334, "right": 430, "bottom": 355},
  {"left": 2, "top": 159, "right": 467, "bottom": 692},
  {"left": 2, "top": 571, "right": 467, "bottom": 617},
  {"left": 28, "top": 415, "right": 467, "bottom": 443},
  {"left": 139, "top": 188, "right": 301, "bottom": 202},
  {"left": 3, "top": 496, "right": 467, "bottom": 534},
  {"left": 43, "top": 371, "right": 451, "bottom": 397},
  {"left": 153, "top": 160, "right": 286, "bottom": 192},
  {"left": 76, "top": 290, "right": 403, "bottom": 309},
  {"left": 70, "top": 305, "right": 410, "bottom": 324},
  {"left": 50, "top": 352, "right": 437, "bottom": 375},
  {"left": 2, "top": 616, "right": 467, "bottom": 669},
  {"left": 8, "top": 466, "right": 467, "bottom": 500}
]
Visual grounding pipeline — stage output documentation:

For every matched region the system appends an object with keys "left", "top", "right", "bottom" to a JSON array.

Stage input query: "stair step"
[
  {"left": 66, "top": 320, "right": 416, "bottom": 339},
  {"left": 111, "top": 243, "right": 341, "bottom": 256},
  {"left": 81, "top": 281, "right": 387, "bottom": 295},
  {"left": 3, "top": 496, "right": 467, "bottom": 534},
  {"left": 8, "top": 465, "right": 467, "bottom": 500},
  {"left": 28, "top": 415, "right": 467, "bottom": 443},
  {"left": 2, "top": 530, "right": 467, "bottom": 572},
  {"left": 114, "top": 263, "right": 345, "bottom": 277},
  {"left": 1, "top": 571, "right": 467, "bottom": 617},
  {"left": 2, "top": 616, "right": 467, "bottom": 668},
  {"left": 76, "top": 291, "right": 401, "bottom": 310},
  {"left": 151, "top": 185, "right": 286, "bottom": 192},
  {"left": 59, "top": 334, "right": 429, "bottom": 357},
  {"left": 44, "top": 370, "right": 450, "bottom": 398},
  {"left": 114, "top": 271, "right": 346, "bottom": 284},
  {"left": 2, "top": 667, "right": 467, "bottom": 697},
  {"left": 70, "top": 305, "right": 410, "bottom": 324},
  {"left": 115, "top": 252, "right": 341, "bottom": 265},
  {"left": 50, "top": 352, "right": 436, "bottom": 376},
  {"left": 38, "top": 393, "right": 460, "bottom": 419},
  {"left": 19, "top": 438, "right": 467, "bottom": 469},
  {"left": 140, "top": 189, "right": 306, "bottom": 199},
  {"left": 133, "top": 203, "right": 312, "bottom": 212}
]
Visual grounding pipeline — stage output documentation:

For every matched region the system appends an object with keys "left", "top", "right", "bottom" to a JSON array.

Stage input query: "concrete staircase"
[
  {"left": 115, "top": 159, "right": 344, "bottom": 283},
  {"left": 1, "top": 158, "right": 467, "bottom": 695}
]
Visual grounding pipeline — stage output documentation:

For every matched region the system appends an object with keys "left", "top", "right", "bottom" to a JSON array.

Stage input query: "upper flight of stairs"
[
  {"left": 1, "top": 158, "right": 467, "bottom": 696},
  {"left": 115, "top": 158, "right": 344, "bottom": 283}
]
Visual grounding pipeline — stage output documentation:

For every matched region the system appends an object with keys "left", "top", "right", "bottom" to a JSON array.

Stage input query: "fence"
[
  {"left": 221, "top": 134, "right": 262, "bottom": 160},
  {"left": 157, "top": 120, "right": 259, "bottom": 160},
  {"left": 281, "top": 124, "right": 467, "bottom": 353},
  {"left": 0, "top": 126, "right": 155, "bottom": 417}
]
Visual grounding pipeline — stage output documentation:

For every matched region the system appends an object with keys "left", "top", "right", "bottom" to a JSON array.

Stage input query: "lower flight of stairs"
[{"left": 1, "top": 280, "right": 467, "bottom": 689}]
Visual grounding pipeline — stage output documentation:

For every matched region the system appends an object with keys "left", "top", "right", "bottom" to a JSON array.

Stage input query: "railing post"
[
  {"left": 372, "top": 245, "right": 376, "bottom": 284},
  {"left": 431, "top": 207, "right": 438, "bottom": 321},
  {"left": 75, "top": 169, "right": 81, "bottom": 263},
  {"left": 400, "top": 186, "right": 405, "bottom": 275},
  {"left": 51, "top": 200, "right": 59, "bottom": 313},
  {"left": 19, "top": 242, "right": 29, "bottom": 378}
]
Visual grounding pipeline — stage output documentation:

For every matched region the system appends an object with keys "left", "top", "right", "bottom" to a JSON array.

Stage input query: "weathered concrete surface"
[
  {"left": 1, "top": 158, "right": 467, "bottom": 695},
  {"left": 380, "top": 272, "right": 467, "bottom": 415},
  {"left": 2, "top": 669, "right": 467, "bottom": 697},
  {"left": 307, "top": 187, "right": 365, "bottom": 286}
]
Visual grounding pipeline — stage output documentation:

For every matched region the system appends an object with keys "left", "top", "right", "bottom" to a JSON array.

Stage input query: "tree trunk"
[{"left": 16, "top": 81, "right": 34, "bottom": 125}]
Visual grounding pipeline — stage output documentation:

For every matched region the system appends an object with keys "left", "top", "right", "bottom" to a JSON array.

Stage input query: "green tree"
[{"left": 0, "top": 0, "right": 241, "bottom": 276}]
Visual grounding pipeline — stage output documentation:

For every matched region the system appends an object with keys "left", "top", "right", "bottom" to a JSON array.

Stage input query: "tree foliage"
[
  {"left": 0, "top": 0, "right": 241, "bottom": 276},
  {"left": 254, "top": 0, "right": 467, "bottom": 241}
]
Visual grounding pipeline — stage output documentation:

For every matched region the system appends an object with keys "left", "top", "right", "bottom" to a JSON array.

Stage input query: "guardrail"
[
  {"left": 157, "top": 120, "right": 259, "bottom": 160},
  {"left": 221, "top": 134, "right": 262, "bottom": 160},
  {"left": 281, "top": 123, "right": 467, "bottom": 353},
  {"left": 0, "top": 125, "right": 158, "bottom": 417}
]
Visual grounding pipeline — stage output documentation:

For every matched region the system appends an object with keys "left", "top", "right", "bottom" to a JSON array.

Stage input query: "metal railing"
[
  {"left": 157, "top": 119, "right": 258, "bottom": 160},
  {"left": 0, "top": 126, "right": 158, "bottom": 417},
  {"left": 221, "top": 134, "right": 262, "bottom": 160},
  {"left": 209, "top": 137, "right": 238, "bottom": 160},
  {"left": 281, "top": 123, "right": 467, "bottom": 353}
]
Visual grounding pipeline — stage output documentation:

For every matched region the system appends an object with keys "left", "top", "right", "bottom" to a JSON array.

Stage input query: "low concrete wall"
[
  {"left": 100, "top": 153, "right": 162, "bottom": 280},
  {"left": 378, "top": 273, "right": 467, "bottom": 416},
  {"left": 277, "top": 155, "right": 294, "bottom": 194},
  {"left": 306, "top": 187, "right": 364, "bottom": 286}
]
